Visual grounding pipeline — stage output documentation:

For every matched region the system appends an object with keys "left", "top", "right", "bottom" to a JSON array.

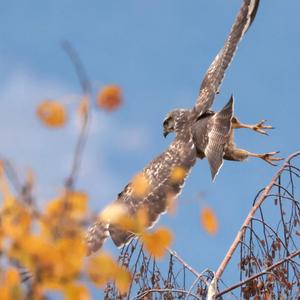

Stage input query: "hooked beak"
[{"left": 163, "top": 130, "right": 169, "bottom": 138}]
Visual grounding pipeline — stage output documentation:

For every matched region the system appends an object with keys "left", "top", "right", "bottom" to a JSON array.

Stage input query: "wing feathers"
[
  {"left": 85, "top": 0, "right": 259, "bottom": 255},
  {"left": 192, "top": 0, "right": 259, "bottom": 118},
  {"left": 109, "top": 223, "right": 135, "bottom": 248}
]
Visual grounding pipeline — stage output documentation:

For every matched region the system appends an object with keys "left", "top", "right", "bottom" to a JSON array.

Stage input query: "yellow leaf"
[
  {"left": 11, "top": 233, "right": 86, "bottom": 284},
  {"left": 115, "top": 207, "right": 148, "bottom": 234},
  {"left": 141, "top": 227, "right": 173, "bottom": 259},
  {"left": 17, "top": 234, "right": 51, "bottom": 259},
  {"left": 45, "top": 191, "right": 88, "bottom": 220},
  {"left": 131, "top": 173, "right": 149, "bottom": 198},
  {"left": 36, "top": 100, "right": 67, "bottom": 127},
  {"left": 4, "top": 267, "right": 20, "bottom": 287},
  {"left": 2, "top": 207, "right": 31, "bottom": 240},
  {"left": 115, "top": 214, "right": 137, "bottom": 233},
  {"left": 97, "top": 85, "right": 122, "bottom": 111},
  {"left": 67, "top": 191, "right": 88, "bottom": 219},
  {"left": 55, "top": 237, "right": 86, "bottom": 273},
  {"left": 0, "top": 287, "right": 10, "bottom": 300},
  {"left": 114, "top": 267, "right": 132, "bottom": 295},
  {"left": 170, "top": 166, "right": 187, "bottom": 183},
  {"left": 87, "top": 252, "right": 131, "bottom": 294},
  {"left": 200, "top": 207, "right": 218, "bottom": 235},
  {"left": 87, "top": 252, "right": 117, "bottom": 287},
  {"left": 0, "top": 268, "right": 21, "bottom": 300},
  {"left": 64, "top": 283, "right": 90, "bottom": 300},
  {"left": 45, "top": 198, "right": 64, "bottom": 219},
  {"left": 100, "top": 203, "right": 127, "bottom": 224}
]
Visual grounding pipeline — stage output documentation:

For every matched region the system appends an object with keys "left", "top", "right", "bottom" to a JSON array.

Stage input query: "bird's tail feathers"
[{"left": 206, "top": 96, "right": 234, "bottom": 181}]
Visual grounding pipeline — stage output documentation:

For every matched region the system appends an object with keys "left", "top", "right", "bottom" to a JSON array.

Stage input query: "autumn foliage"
[
  {"left": 0, "top": 45, "right": 220, "bottom": 299},
  {"left": 0, "top": 80, "right": 219, "bottom": 298},
  {"left": 36, "top": 100, "right": 67, "bottom": 128},
  {"left": 2, "top": 41, "right": 299, "bottom": 300},
  {"left": 200, "top": 206, "right": 218, "bottom": 235},
  {"left": 0, "top": 163, "right": 177, "bottom": 299},
  {"left": 96, "top": 85, "right": 122, "bottom": 111},
  {"left": 0, "top": 166, "right": 132, "bottom": 299}
]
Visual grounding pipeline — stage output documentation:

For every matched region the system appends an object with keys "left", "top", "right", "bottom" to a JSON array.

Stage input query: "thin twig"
[
  {"left": 210, "top": 151, "right": 300, "bottom": 298},
  {"left": 216, "top": 249, "right": 300, "bottom": 297},
  {"left": 184, "top": 268, "right": 209, "bottom": 300},
  {"left": 130, "top": 288, "right": 201, "bottom": 300},
  {"left": 0, "top": 158, "right": 22, "bottom": 194},
  {"left": 167, "top": 248, "right": 202, "bottom": 279},
  {"left": 61, "top": 40, "right": 92, "bottom": 190},
  {"left": 61, "top": 40, "right": 91, "bottom": 94}
]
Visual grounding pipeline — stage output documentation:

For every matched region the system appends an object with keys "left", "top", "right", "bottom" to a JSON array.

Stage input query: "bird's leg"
[
  {"left": 246, "top": 151, "right": 283, "bottom": 166},
  {"left": 224, "top": 146, "right": 283, "bottom": 166},
  {"left": 231, "top": 116, "right": 273, "bottom": 135}
]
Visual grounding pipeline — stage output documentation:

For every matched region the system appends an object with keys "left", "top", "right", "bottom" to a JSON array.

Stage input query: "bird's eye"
[{"left": 163, "top": 118, "right": 170, "bottom": 127}]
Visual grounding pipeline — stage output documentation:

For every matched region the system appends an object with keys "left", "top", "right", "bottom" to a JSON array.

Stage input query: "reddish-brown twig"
[
  {"left": 130, "top": 288, "right": 201, "bottom": 300},
  {"left": 167, "top": 248, "right": 203, "bottom": 279},
  {"left": 208, "top": 151, "right": 300, "bottom": 299},
  {"left": 216, "top": 249, "right": 300, "bottom": 297}
]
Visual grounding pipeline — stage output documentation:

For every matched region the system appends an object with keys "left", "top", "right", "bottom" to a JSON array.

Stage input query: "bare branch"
[
  {"left": 61, "top": 41, "right": 92, "bottom": 190},
  {"left": 167, "top": 248, "right": 204, "bottom": 280},
  {"left": 185, "top": 268, "right": 210, "bottom": 299},
  {"left": 130, "top": 288, "right": 202, "bottom": 300},
  {"left": 61, "top": 40, "right": 92, "bottom": 95},
  {"left": 210, "top": 151, "right": 300, "bottom": 298},
  {"left": 216, "top": 249, "right": 300, "bottom": 297}
]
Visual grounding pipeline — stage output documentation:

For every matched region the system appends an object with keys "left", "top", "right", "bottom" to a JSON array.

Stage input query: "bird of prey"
[
  {"left": 163, "top": 0, "right": 281, "bottom": 180},
  {"left": 88, "top": 108, "right": 196, "bottom": 253},
  {"left": 87, "top": 0, "right": 280, "bottom": 255}
]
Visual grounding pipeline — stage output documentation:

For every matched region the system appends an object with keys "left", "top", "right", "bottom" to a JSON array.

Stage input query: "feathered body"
[
  {"left": 86, "top": 0, "right": 281, "bottom": 255},
  {"left": 109, "top": 110, "right": 196, "bottom": 247},
  {"left": 87, "top": 110, "right": 196, "bottom": 252}
]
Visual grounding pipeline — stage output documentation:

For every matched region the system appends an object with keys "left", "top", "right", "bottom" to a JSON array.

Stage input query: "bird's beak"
[{"left": 163, "top": 130, "right": 169, "bottom": 138}]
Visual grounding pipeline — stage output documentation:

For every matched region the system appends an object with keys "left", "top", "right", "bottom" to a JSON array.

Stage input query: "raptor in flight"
[
  {"left": 86, "top": 0, "right": 281, "bottom": 255},
  {"left": 163, "top": 0, "right": 281, "bottom": 180}
]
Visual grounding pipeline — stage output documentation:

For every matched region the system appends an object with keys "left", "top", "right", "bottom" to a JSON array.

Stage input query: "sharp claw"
[
  {"left": 271, "top": 151, "right": 280, "bottom": 155},
  {"left": 266, "top": 160, "right": 277, "bottom": 166},
  {"left": 257, "top": 129, "right": 268, "bottom": 136},
  {"left": 252, "top": 120, "right": 274, "bottom": 135},
  {"left": 260, "top": 151, "right": 284, "bottom": 166}
]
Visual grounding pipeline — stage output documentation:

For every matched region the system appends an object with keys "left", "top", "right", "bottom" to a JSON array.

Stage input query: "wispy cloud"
[{"left": 0, "top": 69, "right": 151, "bottom": 210}]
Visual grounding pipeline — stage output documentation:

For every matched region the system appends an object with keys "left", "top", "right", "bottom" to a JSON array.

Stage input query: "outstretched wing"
[
  {"left": 109, "top": 141, "right": 196, "bottom": 248},
  {"left": 86, "top": 136, "right": 196, "bottom": 254},
  {"left": 86, "top": 221, "right": 109, "bottom": 255},
  {"left": 108, "top": 176, "right": 170, "bottom": 248},
  {"left": 192, "top": 0, "right": 259, "bottom": 117}
]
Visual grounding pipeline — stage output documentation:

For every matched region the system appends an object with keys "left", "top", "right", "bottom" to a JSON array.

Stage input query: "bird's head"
[{"left": 163, "top": 109, "right": 191, "bottom": 137}]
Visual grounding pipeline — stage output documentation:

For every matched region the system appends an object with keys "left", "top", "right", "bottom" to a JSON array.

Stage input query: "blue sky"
[{"left": 1, "top": 0, "right": 300, "bottom": 297}]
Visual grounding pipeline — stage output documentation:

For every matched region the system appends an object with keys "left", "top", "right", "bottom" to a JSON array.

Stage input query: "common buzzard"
[{"left": 86, "top": 0, "right": 281, "bottom": 255}]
